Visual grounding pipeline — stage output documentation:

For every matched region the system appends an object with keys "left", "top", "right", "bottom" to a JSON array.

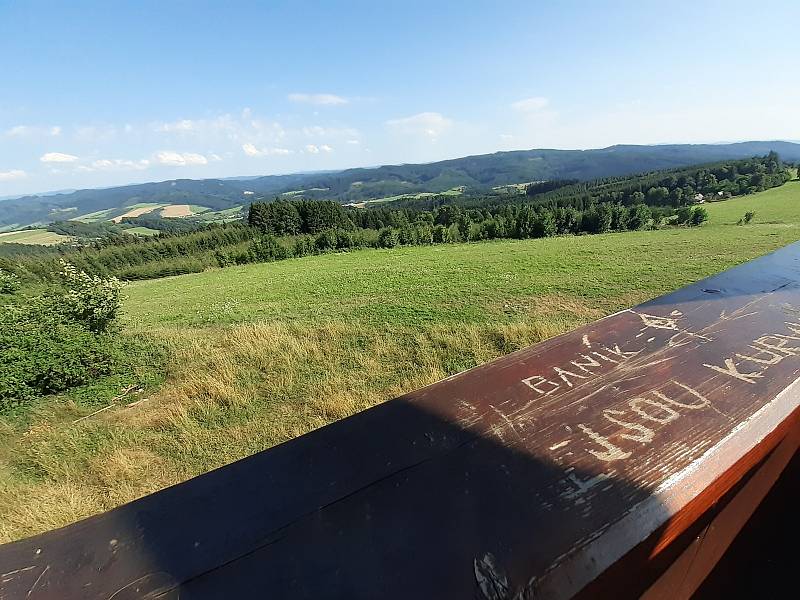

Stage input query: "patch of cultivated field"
[
  {"left": 0, "top": 229, "right": 72, "bottom": 245},
  {"left": 110, "top": 203, "right": 164, "bottom": 223},
  {"left": 1, "top": 182, "right": 799, "bottom": 542},
  {"left": 159, "top": 204, "right": 211, "bottom": 218},
  {"left": 159, "top": 204, "right": 193, "bottom": 218}
]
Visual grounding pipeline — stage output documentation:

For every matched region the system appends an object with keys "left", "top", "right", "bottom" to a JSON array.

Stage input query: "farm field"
[
  {"left": 124, "top": 226, "right": 161, "bottom": 236},
  {"left": 110, "top": 203, "right": 165, "bottom": 223},
  {"left": 1, "top": 182, "right": 799, "bottom": 542},
  {"left": 159, "top": 204, "right": 211, "bottom": 218},
  {"left": 72, "top": 208, "right": 117, "bottom": 223},
  {"left": 347, "top": 186, "right": 465, "bottom": 208},
  {"left": 0, "top": 228, "right": 72, "bottom": 245}
]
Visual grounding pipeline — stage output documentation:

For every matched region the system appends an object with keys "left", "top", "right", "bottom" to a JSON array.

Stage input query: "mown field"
[
  {"left": 1, "top": 182, "right": 799, "bottom": 542},
  {"left": 0, "top": 229, "right": 72, "bottom": 245}
]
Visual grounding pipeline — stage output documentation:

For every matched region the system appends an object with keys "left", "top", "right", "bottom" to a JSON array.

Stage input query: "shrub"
[
  {"left": 627, "top": 204, "right": 652, "bottom": 230},
  {"left": 334, "top": 229, "right": 356, "bottom": 250},
  {"left": 0, "top": 263, "right": 127, "bottom": 413},
  {"left": 248, "top": 235, "right": 289, "bottom": 262},
  {"left": 293, "top": 235, "right": 316, "bottom": 257},
  {"left": 675, "top": 206, "right": 694, "bottom": 225},
  {"left": 690, "top": 207, "right": 709, "bottom": 226},
  {"left": 59, "top": 261, "right": 122, "bottom": 332},
  {"left": 0, "top": 269, "right": 21, "bottom": 294},
  {"left": 377, "top": 227, "right": 399, "bottom": 248},
  {"left": 0, "top": 298, "right": 115, "bottom": 412},
  {"left": 314, "top": 229, "right": 338, "bottom": 251}
]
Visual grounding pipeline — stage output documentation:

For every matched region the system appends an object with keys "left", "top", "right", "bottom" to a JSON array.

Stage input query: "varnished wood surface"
[
  {"left": 693, "top": 451, "right": 800, "bottom": 599},
  {"left": 1, "top": 242, "right": 800, "bottom": 599}
]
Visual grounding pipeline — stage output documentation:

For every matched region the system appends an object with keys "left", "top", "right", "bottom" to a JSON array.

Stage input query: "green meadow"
[
  {"left": 1, "top": 181, "right": 799, "bottom": 542},
  {"left": 124, "top": 182, "right": 800, "bottom": 329}
]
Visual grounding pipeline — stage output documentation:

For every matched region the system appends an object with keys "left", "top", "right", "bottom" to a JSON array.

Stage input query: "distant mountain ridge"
[{"left": 2, "top": 141, "right": 799, "bottom": 230}]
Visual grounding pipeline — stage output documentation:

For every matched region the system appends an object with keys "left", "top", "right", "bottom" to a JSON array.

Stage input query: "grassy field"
[
  {"left": 0, "top": 229, "right": 72, "bottom": 245},
  {"left": 124, "top": 226, "right": 161, "bottom": 236},
  {"left": 1, "top": 182, "right": 799, "bottom": 541},
  {"left": 348, "top": 186, "right": 465, "bottom": 208},
  {"left": 72, "top": 208, "right": 116, "bottom": 223}
]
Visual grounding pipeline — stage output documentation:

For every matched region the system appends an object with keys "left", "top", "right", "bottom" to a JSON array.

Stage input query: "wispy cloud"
[
  {"left": 288, "top": 93, "right": 349, "bottom": 106},
  {"left": 5, "top": 125, "right": 61, "bottom": 137},
  {"left": 386, "top": 112, "right": 453, "bottom": 141},
  {"left": 511, "top": 97, "right": 549, "bottom": 112},
  {"left": 302, "top": 144, "right": 333, "bottom": 154},
  {"left": 155, "top": 151, "right": 208, "bottom": 166},
  {"left": 40, "top": 152, "right": 79, "bottom": 163},
  {"left": 87, "top": 158, "right": 150, "bottom": 171},
  {"left": 155, "top": 119, "right": 197, "bottom": 133},
  {"left": 0, "top": 169, "right": 26, "bottom": 181},
  {"left": 242, "top": 143, "right": 293, "bottom": 157}
]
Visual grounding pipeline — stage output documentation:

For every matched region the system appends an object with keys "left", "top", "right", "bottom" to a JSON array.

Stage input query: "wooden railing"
[{"left": 1, "top": 243, "right": 799, "bottom": 599}]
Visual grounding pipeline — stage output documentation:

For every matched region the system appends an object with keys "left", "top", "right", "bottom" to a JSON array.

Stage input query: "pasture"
[{"left": 1, "top": 182, "right": 799, "bottom": 542}]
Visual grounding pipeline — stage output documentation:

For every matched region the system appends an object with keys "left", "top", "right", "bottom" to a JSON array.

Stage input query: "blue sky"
[{"left": 1, "top": 0, "right": 799, "bottom": 196}]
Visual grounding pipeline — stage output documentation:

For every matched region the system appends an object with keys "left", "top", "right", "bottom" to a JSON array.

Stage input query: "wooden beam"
[{"left": 1, "top": 242, "right": 800, "bottom": 599}]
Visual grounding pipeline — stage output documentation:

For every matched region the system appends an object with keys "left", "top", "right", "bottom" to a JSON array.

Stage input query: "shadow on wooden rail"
[{"left": 1, "top": 242, "right": 800, "bottom": 599}]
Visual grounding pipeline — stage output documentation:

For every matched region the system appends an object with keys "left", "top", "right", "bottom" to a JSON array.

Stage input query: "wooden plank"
[
  {"left": 1, "top": 242, "right": 800, "bottom": 599},
  {"left": 692, "top": 452, "right": 800, "bottom": 598},
  {"left": 641, "top": 426, "right": 799, "bottom": 600}
]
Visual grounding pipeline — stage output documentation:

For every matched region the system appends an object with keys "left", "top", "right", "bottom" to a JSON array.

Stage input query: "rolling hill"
[{"left": 2, "top": 141, "right": 799, "bottom": 230}]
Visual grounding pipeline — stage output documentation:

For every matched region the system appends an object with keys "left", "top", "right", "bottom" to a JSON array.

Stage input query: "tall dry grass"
[{"left": 0, "top": 301, "right": 596, "bottom": 542}]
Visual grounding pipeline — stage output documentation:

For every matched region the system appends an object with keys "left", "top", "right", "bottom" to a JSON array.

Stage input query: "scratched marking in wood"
[{"left": 1, "top": 243, "right": 800, "bottom": 600}]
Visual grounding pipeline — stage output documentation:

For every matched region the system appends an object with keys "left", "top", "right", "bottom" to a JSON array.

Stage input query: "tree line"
[
  {"left": 2, "top": 154, "right": 792, "bottom": 284},
  {"left": 2, "top": 223, "right": 253, "bottom": 283}
]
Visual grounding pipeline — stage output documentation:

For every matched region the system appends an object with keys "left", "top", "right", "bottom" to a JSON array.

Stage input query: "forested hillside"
[
  {"left": 2, "top": 141, "right": 799, "bottom": 230},
  {"left": 2, "top": 154, "right": 792, "bottom": 283}
]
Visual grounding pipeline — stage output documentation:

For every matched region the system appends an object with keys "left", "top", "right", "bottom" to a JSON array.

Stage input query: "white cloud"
[
  {"left": 511, "top": 97, "right": 549, "bottom": 112},
  {"left": 242, "top": 143, "right": 261, "bottom": 157},
  {"left": 300, "top": 143, "right": 332, "bottom": 154},
  {"left": 288, "top": 93, "right": 349, "bottom": 106},
  {"left": 386, "top": 112, "right": 453, "bottom": 140},
  {"left": 40, "top": 152, "right": 79, "bottom": 163},
  {"left": 346, "top": 139, "right": 360, "bottom": 145},
  {"left": 0, "top": 169, "right": 26, "bottom": 181},
  {"left": 242, "top": 143, "right": 293, "bottom": 157},
  {"left": 499, "top": 134, "right": 514, "bottom": 140},
  {"left": 301, "top": 125, "right": 359, "bottom": 140},
  {"left": 155, "top": 151, "right": 208, "bottom": 166},
  {"left": 50, "top": 126, "right": 62, "bottom": 136},
  {"left": 89, "top": 158, "right": 150, "bottom": 171}
]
